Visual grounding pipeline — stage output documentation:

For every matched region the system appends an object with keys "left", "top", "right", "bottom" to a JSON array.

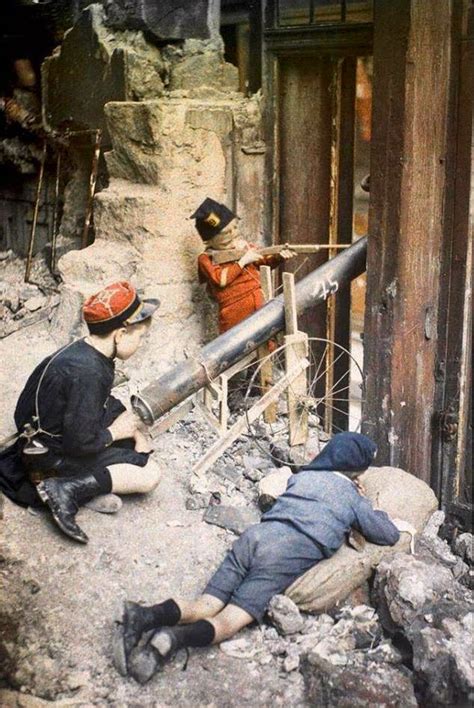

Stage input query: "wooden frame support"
[
  {"left": 363, "top": 0, "right": 455, "bottom": 483},
  {"left": 193, "top": 357, "right": 310, "bottom": 480},
  {"left": 258, "top": 264, "right": 276, "bottom": 424},
  {"left": 283, "top": 272, "right": 309, "bottom": 446},
  {"left": 195, "top": 351, "right": 257, "bottom": 434}
]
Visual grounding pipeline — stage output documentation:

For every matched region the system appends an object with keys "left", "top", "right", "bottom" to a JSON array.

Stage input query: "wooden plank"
[
  {"left": 285, "top": 332, "right": 309, "bottom": 446},
  {"left": 195, "top": 398, "right": 222, "bottom": 433},
  {"left": 259, "top": 264, "right": 273, "bottom": 302},
  {"left": 219, "top": 351, "right": 257, "bottom": 381},
  {"left": 363, "top": 0, "right": 454, "bottom": 483},
  {"left": 332, "top": 56, "right": 356, "bottom": 431},
  {"left": 432, "top": 9, "right": 473, "bottom": 507},
  {"left": 258, "top": 343, "right": 276, "bottom": 423},
  {"left": 219, "top": 375, "right": 229, "bottom": 432},
  {"left": 149, "top": 399, "right": 193, "bottom": 437},
  {"left": 193, "top": 358, "right": 310, "bottom": 479},
  {"left": 283, "top": 272, "right": 298, "bottom": 335},
  {"left": 259, "top": 264, "right": 275, "bottom": 424}
]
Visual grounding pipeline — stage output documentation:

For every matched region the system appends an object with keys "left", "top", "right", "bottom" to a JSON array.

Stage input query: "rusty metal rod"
[
  {"left": 51, "top": 149, "right": 62, "bottom": 273},
  {"left": 25, "top": 141, "right": 47, "bottom": 282},
  {"left": 132, "top": 236, "right": 367, "bottom": 425},
  {"left": 81, "top": 129, "right": 101, "bottom": 249}
]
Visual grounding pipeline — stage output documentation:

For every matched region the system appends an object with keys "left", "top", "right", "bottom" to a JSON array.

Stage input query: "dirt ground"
[{"left": 0, "top": 317, "right": 307, "bottom": 707}]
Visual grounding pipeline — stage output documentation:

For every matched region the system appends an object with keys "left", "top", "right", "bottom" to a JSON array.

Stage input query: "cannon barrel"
[{"left": 132, "top": 236, "right": 367, "bottom": 424}]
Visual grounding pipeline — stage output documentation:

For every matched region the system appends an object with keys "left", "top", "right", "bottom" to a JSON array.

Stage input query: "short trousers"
[{"left": 204, "top": 520, "right": 324, "bottom": 622}]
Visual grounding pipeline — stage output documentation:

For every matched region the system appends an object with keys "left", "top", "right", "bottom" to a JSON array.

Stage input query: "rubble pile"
[
  {"left": 0, "top": 386, "right": 473, "bottom": 705},
  {"left": 178, "top": 423, "right": 473, "bottom": 706},
  {"left": 0, "top": 252, "right": 59, "bottom": 339}
]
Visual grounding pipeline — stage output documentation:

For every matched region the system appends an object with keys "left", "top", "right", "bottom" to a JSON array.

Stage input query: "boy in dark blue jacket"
[{"left": 117, "top": 432, "right": 400, "bottom": 683}]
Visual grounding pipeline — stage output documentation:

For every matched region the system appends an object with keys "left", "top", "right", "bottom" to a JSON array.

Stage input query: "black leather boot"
[
  {"left": 122, "top": 602, "right": 159, "bottom": 665},
  {"left": 128, "top": 629, "right": 179, "bottom": 684},
  {"left": 37, "top": 474, "right": 101, "bottom": 543}
]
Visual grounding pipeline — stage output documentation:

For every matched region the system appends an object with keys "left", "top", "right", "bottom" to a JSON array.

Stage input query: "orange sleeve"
[
  {"left": 198, "top": 253, "right": 244, "bottom": 288},
  {"left": 258, "top": 254, "right": 282, "bottom": 269}
]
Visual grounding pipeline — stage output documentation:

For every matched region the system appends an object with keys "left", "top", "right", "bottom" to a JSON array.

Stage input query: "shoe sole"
[{"left": 37, "top": 483, "right": 88, "bottom": 544}]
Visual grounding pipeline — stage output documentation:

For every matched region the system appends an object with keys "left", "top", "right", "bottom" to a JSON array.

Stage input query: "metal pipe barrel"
[{"left": 132, "top": 236, "right": 367, "bottom": 424}]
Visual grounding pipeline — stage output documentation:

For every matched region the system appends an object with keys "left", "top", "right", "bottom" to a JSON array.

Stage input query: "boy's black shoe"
[
  {"left": 128, "top": 628, "right": 179, "bottom": 684},
  {"left": 37, "top": 474, "right": 101, "bottom": 543},
  {"left": 122, "top": 601, "right": 155, "bottom": 666}
]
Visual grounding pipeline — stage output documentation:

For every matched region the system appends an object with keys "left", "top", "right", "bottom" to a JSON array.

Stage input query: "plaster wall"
[{"left": 56, "top": 94, "right": 266, "bottom": 386}]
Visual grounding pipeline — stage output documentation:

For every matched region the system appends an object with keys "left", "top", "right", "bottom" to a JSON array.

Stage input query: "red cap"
[{"left": 83, "top": 281, "right": 160, "bottom": 334}]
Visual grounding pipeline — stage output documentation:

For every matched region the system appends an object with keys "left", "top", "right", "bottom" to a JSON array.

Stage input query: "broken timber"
[
  {"left": 132, "top": 236, "right": 367, "bottom": 424},
  {"left": 193, "top": 357, "right": 309, "bottom": 479}
]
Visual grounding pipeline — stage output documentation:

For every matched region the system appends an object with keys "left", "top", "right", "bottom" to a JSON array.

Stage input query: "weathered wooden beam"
[
  {"left": 363, "top": 0, "right": 455, "bottom": 483},
  {"left": 192, "top": 358, "right": 309, "bottom": 479}
]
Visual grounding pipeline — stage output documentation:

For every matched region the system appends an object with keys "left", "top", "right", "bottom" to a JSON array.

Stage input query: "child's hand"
[
  {"left": 354, "top": 478, "right": 367, "bottom": 496},
  {"left": 134, "top": 429, "right": 154, "bottom": 454},
  {"left": 108, "top": 410, "right": 140, "bottom": 441},
  {"left": 279, "top": 248, "right": 296, "bottom": 260}
]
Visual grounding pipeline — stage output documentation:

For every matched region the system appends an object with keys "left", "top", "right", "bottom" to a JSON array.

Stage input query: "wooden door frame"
[{"left": 431, "top": 6, "right": 473, "bottom": 524}]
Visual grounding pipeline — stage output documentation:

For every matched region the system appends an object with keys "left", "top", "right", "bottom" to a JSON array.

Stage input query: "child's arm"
[{"left": 352, "top": 496, "right": 401, "bottom": 546}]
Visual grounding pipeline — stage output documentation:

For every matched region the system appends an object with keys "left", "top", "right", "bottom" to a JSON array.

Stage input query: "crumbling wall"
[{"left": 52, "top": 5, "right": 266, "bottom": 378}]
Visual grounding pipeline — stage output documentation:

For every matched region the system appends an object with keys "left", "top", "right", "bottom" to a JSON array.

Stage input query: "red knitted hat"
[{"left": 83, "top": 281, "right": 160, "bottom": 334}]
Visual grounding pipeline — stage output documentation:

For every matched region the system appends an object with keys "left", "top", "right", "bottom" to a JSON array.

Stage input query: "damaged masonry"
[{"left": 0, "top": 1, "right": 473, "bottom": 707}]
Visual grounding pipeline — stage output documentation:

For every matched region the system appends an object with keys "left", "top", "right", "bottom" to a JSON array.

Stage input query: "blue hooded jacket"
[{"left": 262, "top": 432, "right": 400, "bottom": 555}]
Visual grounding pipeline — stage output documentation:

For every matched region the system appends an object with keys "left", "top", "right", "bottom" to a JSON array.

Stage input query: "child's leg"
[
  {"left": 208, "top": 603, "right": 254, "bottom": 643},
  {"left": 177, "top": 593, "right": 225, "bottom": 623},
  {"left": 149, "top": 603, "right": 253, "bottom": 661},
  {"left": 121, "top": 593, "right": 223, "bottom": 661},
  {"left": 108, "top": 461, "right": 161, "bottom": 494}
]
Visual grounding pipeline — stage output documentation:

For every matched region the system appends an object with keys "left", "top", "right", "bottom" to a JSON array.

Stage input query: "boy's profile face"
[{"left": 115, "top": 319, "right": 151, "bottom": 360}]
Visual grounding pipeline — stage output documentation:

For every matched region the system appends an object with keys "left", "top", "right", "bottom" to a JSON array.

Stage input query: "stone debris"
[
  {"left": 203, "top": 504, "right": 260, "bottom": 535},
  {"left": 220, "top": 636, "right": 261, "bottom": 660},
  {"left": 268, "top": 595, "right": 304, "bottom": 635},
  {"left": 85, "top": 494, "right": 123, "bottom": 514},
  {"left": 105, "top": 0, "right": 218, "bottom": 42},
  {"left": 301, "top": 653, "right": 418, "bottom": 708},
  {"left": 257, "top": 467, "right": 292, "bottom": 511},
  {"left": 453, "top": 532, "right": 474, "bottom": 565},
  {"left": 0, "top": 254, "right": 59, "bottom": 338},
  {"left": 185, "top": 493, "right": 209, "bottom": 510},
  {"left": 374, "top": 516, "right": 474, "bottom": 706}
]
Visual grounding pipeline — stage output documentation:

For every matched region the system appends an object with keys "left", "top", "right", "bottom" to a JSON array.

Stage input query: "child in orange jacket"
[{"left": 193, "top": 198, "right": 294, "bottom": 333}]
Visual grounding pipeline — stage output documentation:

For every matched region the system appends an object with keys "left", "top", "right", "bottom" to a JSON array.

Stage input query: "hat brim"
[{"left": 126, "top": 298, "right": 160, "bottom": 325}]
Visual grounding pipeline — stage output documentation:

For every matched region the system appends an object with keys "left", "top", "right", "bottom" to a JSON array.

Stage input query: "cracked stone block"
[
  {"left": 42, "top": 5, "right": 165, "bottom": 143},
  {"left": 268, "top": 595, "right": 304, "bottom": 635},
  {"left": 301, "top": 654, "right": 418, "bottom": 708},
  {"left": 203, "top": 504, "right": 260, "bottom": 535},
  {"left": 105, "top": 0, "right": 219, "bottom": 41},
  {"left": 374, "top": 548, "right": 474, "bottom": 706}
]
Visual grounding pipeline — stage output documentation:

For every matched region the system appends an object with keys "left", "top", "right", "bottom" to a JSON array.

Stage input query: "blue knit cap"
[{"left": 301, "top": 432, "right": 377, "bottom": 473}]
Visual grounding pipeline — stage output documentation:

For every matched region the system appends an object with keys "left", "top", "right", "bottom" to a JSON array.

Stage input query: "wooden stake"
[
  {"left": 259, "top": 264, "right": 276, "bottom": 423},
  {"left": 283, "top": 272, "right": 298, "bottom": 335},
  {"left": 283, "top": 272, "right": 309, "bottom": 447},
  {"left": 193, "top": 358, "right": 309, "bottom": 479}
]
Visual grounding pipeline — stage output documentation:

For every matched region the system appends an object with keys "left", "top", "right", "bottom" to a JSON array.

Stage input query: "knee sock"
[
  {"left": 142, "top": 598, "right": 181, "bottom": 630},
  {"left": 171, "top": 620, "right": 215, "bottom": 649},
  {"left": 91, "top": 468, "right": 112, "bottom": 494}
]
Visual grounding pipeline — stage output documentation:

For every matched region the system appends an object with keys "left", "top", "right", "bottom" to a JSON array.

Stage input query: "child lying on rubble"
[{"left": 114, "top": 431, "right": 400, "bottom": 684}]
